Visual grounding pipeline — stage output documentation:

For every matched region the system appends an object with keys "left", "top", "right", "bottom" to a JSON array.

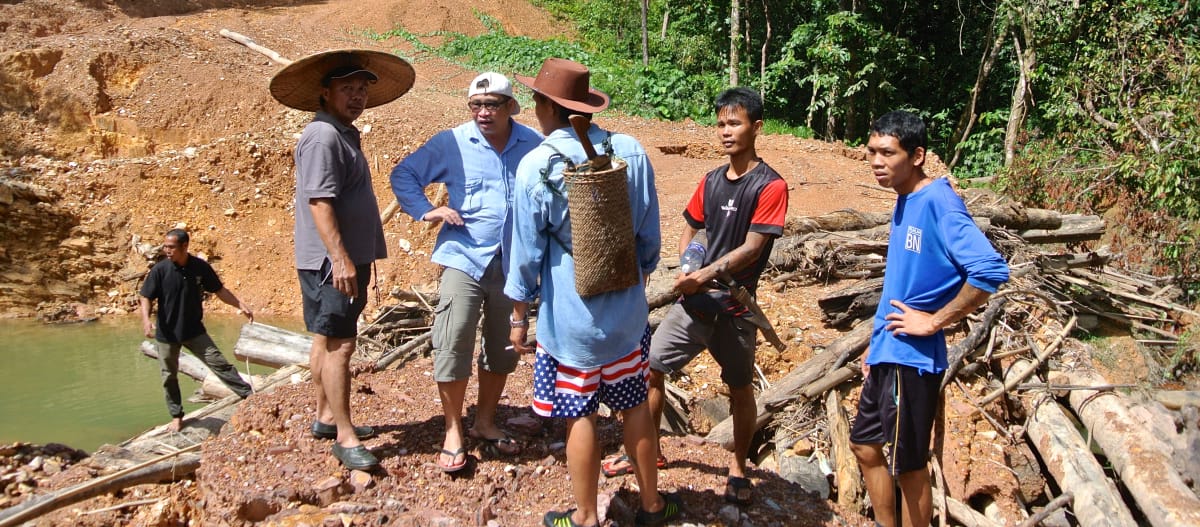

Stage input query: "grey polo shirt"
[{"left": 293, "top": 111, "right": 387, "bottom": 270}]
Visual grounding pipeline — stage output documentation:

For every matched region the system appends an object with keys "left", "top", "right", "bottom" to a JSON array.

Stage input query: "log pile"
[{"left": 654, "top": 187, "right": 1200, "bottom": 526}]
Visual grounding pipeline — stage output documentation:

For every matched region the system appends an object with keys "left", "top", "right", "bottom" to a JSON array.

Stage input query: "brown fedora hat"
[
  {"left": 270, "top": 49, "right": 415, "bottom": 112},
  {"left": 514, "top": 58, "right": 609, "bottom": 113}
]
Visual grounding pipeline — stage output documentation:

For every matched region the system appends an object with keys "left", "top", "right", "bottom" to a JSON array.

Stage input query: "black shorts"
[
  {"left": 849, "top": 362, "right": 943, "bottom": 475},
  {"left": 298, "top": 261, "right": 371, "bottom": 339}
]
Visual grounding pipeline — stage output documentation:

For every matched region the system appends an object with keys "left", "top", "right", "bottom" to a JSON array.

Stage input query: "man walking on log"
[
  {"left": 139, "top": 228, "right": 255, "bottom": 433},
  {"left": 389, "top": 72, "right": 541, "bottom": 472},
  {"left": 850, "top": 110, "right": 1009, "bottom": 527},
  {"left": 270, "top": 49, "right": 414, "bottom": 470}
]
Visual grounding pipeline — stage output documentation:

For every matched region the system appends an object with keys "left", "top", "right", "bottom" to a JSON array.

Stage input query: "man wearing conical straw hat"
[
  {"left": 270, "top": 49, "right": 414, "bottom": 471},
  {"left": 504, "top": 57, "right": 682, "bottom": 527}
]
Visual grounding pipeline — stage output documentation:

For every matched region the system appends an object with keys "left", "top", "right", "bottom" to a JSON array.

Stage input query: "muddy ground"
[{"left": 1, "top": 0, "right": 1164, "bottom": 525}]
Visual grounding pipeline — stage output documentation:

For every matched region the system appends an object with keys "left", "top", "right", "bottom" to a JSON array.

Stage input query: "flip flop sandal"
[
  {"left": 331, "top": 443, "right": 379, "bottom": 470},
  {"left": 602, "top": 454, "right": 635, "bottom": 477},
  {"left": 723, "top": 475, "right": 754, "bottom": 506},
  {"left": 311, "top": 420, "right": 377, "bottom": 440},
  {"left": 634, "top": 492, "right": 683, "bottom": 526},
  {"left": 542, "top": 509, "right": 597, "bottom": 527},
  {"left": 477, "top": 435, "right": 521, "bottom": 458},
  {"left": 602, "top": 453, "right": 668, "bottom": 477},
  {"left": 437, "top": 447, "right": 468, "bottom": 473}
]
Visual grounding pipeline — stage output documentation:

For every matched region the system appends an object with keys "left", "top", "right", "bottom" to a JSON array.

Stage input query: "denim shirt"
[
  {"left": 389, "top": 119, "right": 542, "bottom": 280},
  {"left": 504, "top": 124, "right": 661, "bottom": 368}
]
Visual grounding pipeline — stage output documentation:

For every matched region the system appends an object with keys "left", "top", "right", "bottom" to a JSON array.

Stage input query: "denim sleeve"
[
  {"left": 389, "top": 131, "right": 453, "bottom": 222},
  {"left": 628, "top": 153, "right": 661, "bottom": 276},
  {"left": 504, "top": 152, "right": 551, "bottom": 302}
]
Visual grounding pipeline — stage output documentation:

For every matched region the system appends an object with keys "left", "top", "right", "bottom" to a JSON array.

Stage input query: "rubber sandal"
[
  {"left": 723, "top": 475, "right": 753, "bottom": 506},
  {"left": 437, "top": 447, "right": 468, "bottom": 473},
  {"left": 542, "top": 509, "right": 596, "bottom": 527},
  {"left": 477, "top": 435, "right": 521, "bottom": 458},
  {"left": 468, "top": 428, "right": 522, "bottom": 456},
  {"left": 602, "top": 453, "right": 668, "bottom": 477},
  {"left": 311, "top": 420, "right": 377, "bottom": 440},
  {"left": 331, "top": 443, "right": 379, "bottom": 470},
  {"left": 635, "top": 492, "right": 683, "bottom": 526},
  {"left": 602, "top": 454, "right": 635, "bottom": 477}
]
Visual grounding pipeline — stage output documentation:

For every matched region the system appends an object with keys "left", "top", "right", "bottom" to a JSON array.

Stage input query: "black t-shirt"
[{"left": 139, "top": 256, "right": 223, "bottom": 343}]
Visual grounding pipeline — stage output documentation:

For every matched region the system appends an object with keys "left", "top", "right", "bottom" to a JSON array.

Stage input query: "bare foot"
[{"left": 166, "top": 417, "right": 183, "bottom": 432}]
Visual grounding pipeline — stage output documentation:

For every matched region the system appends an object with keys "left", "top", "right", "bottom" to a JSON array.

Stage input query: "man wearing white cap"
[
  {"left": 270, "top": 49, "right": 414, "bottom": 470},
  {"left": 389, "top": 72, "right": 542, "bottom": 473}
]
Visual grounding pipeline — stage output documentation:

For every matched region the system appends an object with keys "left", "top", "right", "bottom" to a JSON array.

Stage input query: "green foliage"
[
  {"left": 953, "top": 109, "right": 1008, "bottom": 180},
  {"left": 762, "top": 119, "right": 814, "bottom": 139},
  {"left": 1009, "top": 0, "right": 1200, "bottom": 284}
]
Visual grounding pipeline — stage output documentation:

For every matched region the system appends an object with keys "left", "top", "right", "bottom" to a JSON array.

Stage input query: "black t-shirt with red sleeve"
[{"left": 682, "top": 161, "right": 788, "bottom": 313}]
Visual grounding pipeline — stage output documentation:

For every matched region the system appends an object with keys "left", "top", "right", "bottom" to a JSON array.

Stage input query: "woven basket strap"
[{"left": 538, "top": 143, "right": 574, "bottom": 256}]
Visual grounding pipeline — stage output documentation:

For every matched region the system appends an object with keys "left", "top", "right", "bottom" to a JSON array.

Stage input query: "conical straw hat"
[{"left": 270, "top": 49, "right": 415, "bottom": 112}]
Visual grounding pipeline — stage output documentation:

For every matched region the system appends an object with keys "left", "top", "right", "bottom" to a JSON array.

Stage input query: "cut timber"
[
  {"left": 1010, "top": 360, "right": 1136, "bottom": 527},
  {"left": 783, "top": 209, "right": 891, "bottom": 236},
  {"left": 967, "top": 202, "right": 1063, "bottom": 230},
  {"left": 233, "top": 323, "right": 313, "bottom": 367},
  {"left": 1066, "top": 368, "right": 1200, "bottom": 527},
  {"left": 0, "top": 445, "right": 201, "bottom": 527},
  {"left": 218, "top": 29, "right": 292, "bottom": 66},
  {"left": 825, "top": 389, "right": 863, "bottom": 513},
  {"left": 1017, "top": 214, "right": 1104, "bottom": 244},
  {"left": 817, "top": 277, "right": 882, "bottom": 328},
  {"left": 1154, "top": 390, "right": 1200, "bottom": 410},
  {"left": 707, "top": 321, "right": 871, "bottom": 449},
  {"left": 139, "top": 341, "right": 258, "bottom": 399},
  {"left": 1038, "top": 247, "right": 1114, "bottom": 271}
]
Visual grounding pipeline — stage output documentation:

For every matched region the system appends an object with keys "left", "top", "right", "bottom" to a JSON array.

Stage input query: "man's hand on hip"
[
  {"left": 423, "top": 206, "right": 464, "bottom": 227},
  {"left": 884, "top": 300, "right": 939, "bottom": 337}
]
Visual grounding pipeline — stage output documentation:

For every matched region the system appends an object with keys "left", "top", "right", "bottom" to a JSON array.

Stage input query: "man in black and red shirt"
[{"left": 644, "top": 87, "right": 788, "bottom": 506}]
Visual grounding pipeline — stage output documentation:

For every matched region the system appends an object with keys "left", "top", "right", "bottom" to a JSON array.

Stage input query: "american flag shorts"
[{"left": 531, "top": 325, "right": 652, "bottom": 419}]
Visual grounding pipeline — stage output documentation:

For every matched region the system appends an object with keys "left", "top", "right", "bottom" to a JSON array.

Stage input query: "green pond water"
[{"left": 0, "top": 314, "right": 302, "bottom": 452}]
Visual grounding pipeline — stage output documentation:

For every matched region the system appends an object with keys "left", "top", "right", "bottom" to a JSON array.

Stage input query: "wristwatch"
[{"left": 509, "top": 314, "right": 529, "bottom": 328}]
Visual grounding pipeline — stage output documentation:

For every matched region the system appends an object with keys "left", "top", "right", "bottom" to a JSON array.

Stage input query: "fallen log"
[
  {"left": 1010, "top": 360, "right": 1136, "bottom": 527},
  {"left": 233, "top": 323, "right": 313, "bottom": 367},
  {"left": 817, "top": 277, "right": 882, "bottom": 328},
  {"left": 139, "top": 341, "right": 259, "bottom": 400},
  {"left": 707, "top": 321, "right": 871, "bottom": 449},
  {"left": 1017, "top": 214, "right": 1104, "bottom": 244},
  {"left": 0, "top": 445, "right": 201, "bottom": 527},
  {"left": 825, "top": 389, "right": 863, "bottom": 514},
  {"left": 1037, "top": 247, "right": 1114, "bottom": 271},
  {"left": 1016, "top": 492, "right": 1073, "bottom": 527},
  {"left": 1066, "top": 367, "right": 1200, "bottom": 527},
  {"left": 783, "top": 209, "right": 891, "bottom": 236},
  {"left": 1154, "top": 390, "right": 1200, "bottom": 410},
  {"left": 373, "top": 332, "right": 432, "bottom": 371},
  {"left": 218, "top": 29, "right": 292, "bottom": 66}
]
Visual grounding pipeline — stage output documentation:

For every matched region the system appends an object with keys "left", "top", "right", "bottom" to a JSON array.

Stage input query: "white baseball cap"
[{"left": 467, "top": 72, "right": 520, "bottom": 114}]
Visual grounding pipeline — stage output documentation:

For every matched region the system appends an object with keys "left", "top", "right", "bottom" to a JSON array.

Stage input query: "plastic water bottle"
[{"left": 680, "top": 233, "right": 707, "bottom": 274}]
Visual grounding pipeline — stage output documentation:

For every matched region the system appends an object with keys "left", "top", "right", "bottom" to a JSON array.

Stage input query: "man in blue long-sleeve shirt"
[
  {"left": 850, "top": 110, "right": 1009, "bottom": 527},
  {"left": 389, "top": 72, "right": 542, "bottom": 472},
  {"left": 504, "top": 58, "right": 680, "bottom": 527}
]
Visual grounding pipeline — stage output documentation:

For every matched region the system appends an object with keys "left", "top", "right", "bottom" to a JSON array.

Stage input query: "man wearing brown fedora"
[
  {"left": 270, "top": 49, "right": 414, "bottom": 470},
  {"left": 503, "top": 57, "right": 682, "bottom": 527}
]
